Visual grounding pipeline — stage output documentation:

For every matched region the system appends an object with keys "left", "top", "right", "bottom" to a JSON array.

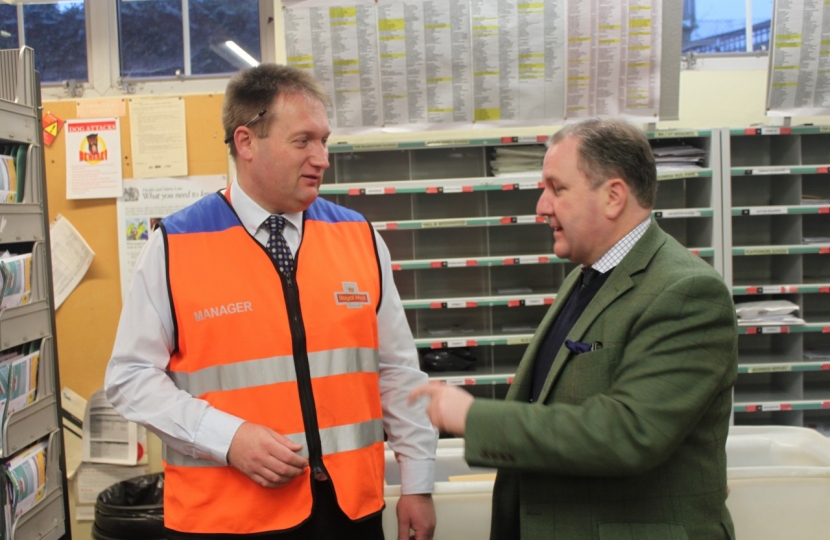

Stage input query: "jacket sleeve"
[{"left": 464, "top": 272, "right": 738, "bottom": 476}]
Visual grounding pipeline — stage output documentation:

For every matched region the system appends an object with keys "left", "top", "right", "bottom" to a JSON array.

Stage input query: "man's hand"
[
  {"left": 396, "top": 494, "right": 435, "bottom": 540},
  {"left": 227, "top": 422, "right": 308, "bottom": 487},
  {"left": 409, "top": 383, "right": 474, "bottom": 436}
]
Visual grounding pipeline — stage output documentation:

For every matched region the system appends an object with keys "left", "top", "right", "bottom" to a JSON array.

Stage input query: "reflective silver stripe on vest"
[
  {"left": 168, "top": 347, "right": 379, "bottom": 396},
  {"left": 163, "top": 418, "right": 385, "bottom": 467}
]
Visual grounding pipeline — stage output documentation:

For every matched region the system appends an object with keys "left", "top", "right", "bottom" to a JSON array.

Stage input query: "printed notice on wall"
[
  {"left": 64, "top": 118, "right": 123, "bottom": 199},
  {"left": 49, "top": 214, "right": 95, "bottom": 309},
  {"left": 766, "top": 0, "right": 830, "bottom": 116},
  {"left": 115, "top": 175, "right": 227, "bottom": 301},
  {"left": 129, "top": 97, "right": 188, "bottom": 178},
  {"left": 282, "top": 0, "right": 666, "bottom": 132}
]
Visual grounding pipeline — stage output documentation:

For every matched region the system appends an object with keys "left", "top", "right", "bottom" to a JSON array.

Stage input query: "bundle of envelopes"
[
  {"left": 0, "top": 252, "right": 33, "bottom": 311},
  {"left": 3, "top": 438, "right": 48, "bottom": 538},
  {"left": 734, "top": 299, "right": 805, "bottom": 326},
  {"left": 490, "top": 146, "right": 546, "bottom": 176},
  {"left": 0, "top": 144, "right": 26, "bottom": 203},
  {"left": 652, "top": 144, "right": 706, "bottom": 172},
  {"left": 0, "top": 341, "right": 41, "bottom": 449}
]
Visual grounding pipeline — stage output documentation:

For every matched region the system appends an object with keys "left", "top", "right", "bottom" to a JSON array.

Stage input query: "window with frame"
[
  {"left": 0, "top": 1, "right": 87, "bottom": 84},
  {"left": 683, "top": 0, "right": 774, "bottom": 54},
  {"left": 118, "top": 0, "right": 261, "bottom": 79}
]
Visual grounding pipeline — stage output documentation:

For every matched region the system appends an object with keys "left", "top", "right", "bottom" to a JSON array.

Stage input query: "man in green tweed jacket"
[{"left": 412, "top": 119, "right": 738, "bottom": 540}]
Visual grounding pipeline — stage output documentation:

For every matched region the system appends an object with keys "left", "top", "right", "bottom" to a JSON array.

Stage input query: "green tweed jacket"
[{"left": 465, "top": 222, "right": 738, "bottom": 540}]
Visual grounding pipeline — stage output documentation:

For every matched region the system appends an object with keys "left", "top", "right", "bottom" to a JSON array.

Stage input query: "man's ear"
[
  {"left": 235, "top": 129, "right": 256, "bottom": 162},
  {"left": 603, "top": 177, "right": 629, "bottom": 219}
]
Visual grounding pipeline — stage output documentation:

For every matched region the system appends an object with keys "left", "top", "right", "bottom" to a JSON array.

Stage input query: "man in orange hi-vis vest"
[{"left": 105, "top": 64, "right": 438, "bottom": 540}]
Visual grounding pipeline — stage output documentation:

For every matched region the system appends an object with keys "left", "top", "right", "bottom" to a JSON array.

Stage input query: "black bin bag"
[{"left": 92, "top": 472, "right": 165, "bottom": 540}]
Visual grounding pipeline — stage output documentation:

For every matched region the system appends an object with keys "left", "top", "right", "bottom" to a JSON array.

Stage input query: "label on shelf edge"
[
  {"left": 653, "top": 130, "right": 700, "bottom": 138},
  {"left": 761, "top": 403, "right": 783, "bottom": 411},
  {"left": 743, "top": 248, "right": 790, "bottom": 255},
  {"left": 365, "top": 187, "right": 386, "bottom": 195},
  {"left": 748, "top": 206, "right": 788, "bottom": 215},
  {"left": 447, "top": 260, "right": 467, "bottom": 267},
  {"left": 760, "top": 127, "right": 781, "bottom": 135},
  {"left": 423, "top": 219, "right": 467, "bottom": 228},
  {"left": 751, "top": 167, "right": 791, "bottom": 175},
  {"left": 446, "top": 300, "right": 467, "bottom": 308},
  {"left": 761, "top": 326, "right": 788, "bottom": 334},
  {"left": 519, "top": 182, "right": 540, "bottom": 190},
  {"left": 374, "top": 223, "right": 388, "bottom": 230},
  {"left": 660, "top": 209, "right": 702, "bottom": 218},
  {"left": 759, "top": 286, "right": 797, "bottom": 294},
  {"left": 525, "top": 298, "right": 545, "bottom": 306},
  {"left": 747, "top": 365, "right": 792, "bottom": 373},
  {"left": 516, "top": 215, "right": 538, "bottom": 223},
  {"left": 445, "top": 378, "right": 467, "bottom": 386},
  {"left": 443, "top": 186, "right": 463, "bottom": 193},
  {"left": 519, "top": 256, "right": 539, "bottom": 264}
]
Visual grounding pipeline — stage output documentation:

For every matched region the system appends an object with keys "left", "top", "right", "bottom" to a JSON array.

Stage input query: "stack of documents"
[
  {"left": 0, "top": 341, "right": 41, "bottom": 448},
  {"left": 735, "top": 300, "right": 805, "bottom": 326},
  {"left": 83, "top": 388, "right": 146, "bottom": 466},
  {"left": 490, "top": 146, "right": 546, "bottom": 177},
  {"left": 0, "top": 252, "right": 33, "bottom": 311},
  {"left": 3, "top": 438, "right": 48, "bottom": 536},
  {"left": 0, "top": 144, "right": 26, "bottom": 203},
  {"left": 802, "top": 194, "right": 830, "bottom": 205},
  {"left": 652, "top": 145, "right": 706, "bottom": 171}
]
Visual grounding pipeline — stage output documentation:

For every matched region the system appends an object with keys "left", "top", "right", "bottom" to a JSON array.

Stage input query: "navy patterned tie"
[{"left": 264, "top": 215, "right": 295, "bottom": 276}]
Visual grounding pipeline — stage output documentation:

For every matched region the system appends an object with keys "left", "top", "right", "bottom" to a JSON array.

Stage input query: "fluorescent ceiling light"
[{"left": 222, "top": 40, "right": 259, "bottom": 68}]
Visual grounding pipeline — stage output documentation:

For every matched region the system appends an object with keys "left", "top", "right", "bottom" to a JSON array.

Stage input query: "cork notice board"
[{"left": 43, "top": 94, "right": 228, "bottom": 398}]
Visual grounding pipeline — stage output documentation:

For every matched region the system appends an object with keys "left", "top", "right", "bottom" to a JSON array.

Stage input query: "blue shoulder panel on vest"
[
  {"left": 163, "top": 193, "right": 240, "bottom": 234},
  {"left": 306, "top": 197, "right": 367, "bottom": 224}
]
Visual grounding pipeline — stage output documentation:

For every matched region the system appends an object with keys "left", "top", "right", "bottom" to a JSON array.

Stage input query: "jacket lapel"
[{"left": 534, "top": 222, "right": 668, "bottom": 404}]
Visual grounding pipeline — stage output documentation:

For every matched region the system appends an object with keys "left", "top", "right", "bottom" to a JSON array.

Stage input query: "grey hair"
[{"left": 549, "top": 118, "right": 657, "bottom": 208}]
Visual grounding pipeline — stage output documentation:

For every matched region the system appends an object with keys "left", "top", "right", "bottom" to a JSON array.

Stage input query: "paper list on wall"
[
  {"left": 767, "top": 0, "right": 830, "bottom": 116},
  {"left": 624, "top": 0, "right": 661, "bottom": 117},
  {"left": 566, "top": 0, "right": 661, "bottom": 120},
  {"left": 376, "top": 0, "right": 473, "bottom": 126},
  {"left": 470, "top": 0, "right": 566, "bottom": 123},
  {"left": 284, "top": 0, "right": 666, "bottom": 129},
  {"left": 284, "top": 0, "right": 381, "bottom": 130}
]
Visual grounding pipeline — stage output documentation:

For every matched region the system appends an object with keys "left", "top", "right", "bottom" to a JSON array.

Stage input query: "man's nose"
[
  {"left": 311, "top": 144, "right": 329, "bottom": 169},
  {"left": 536, "top": 189, "right": 553, "bottom": 216}
]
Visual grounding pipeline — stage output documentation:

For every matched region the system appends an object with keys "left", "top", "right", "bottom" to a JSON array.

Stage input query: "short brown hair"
[
  {"left": 222, "top": 64, "right": 331, "bottom": 158},
  {"left": 550, "top": 118, "right": 657, "bottom": 208}
]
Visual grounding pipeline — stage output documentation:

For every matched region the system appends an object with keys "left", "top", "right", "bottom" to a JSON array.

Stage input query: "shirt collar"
[
  {"left": 589, "top": 216, "right": 652, "bottom": 274},
  {"left": 228, "top": 179, "right": 304, "bottom": 235}
]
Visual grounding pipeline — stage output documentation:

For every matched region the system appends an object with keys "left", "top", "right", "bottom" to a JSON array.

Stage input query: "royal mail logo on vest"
[{"left": 334, "top": 282, "right": 370, "bottom": 308}]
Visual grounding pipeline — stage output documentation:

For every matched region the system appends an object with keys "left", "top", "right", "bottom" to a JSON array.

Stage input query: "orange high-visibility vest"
[{"left": 159, "top": 193, "right": 384, "bottom": 534}]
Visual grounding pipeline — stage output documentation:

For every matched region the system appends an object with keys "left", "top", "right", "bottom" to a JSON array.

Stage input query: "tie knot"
[
  {"left": 265, "top": 214, "right": 286, "bottom": 235},
  {"left": 581, "top": 266, "right": 599, "bottom": 289}
]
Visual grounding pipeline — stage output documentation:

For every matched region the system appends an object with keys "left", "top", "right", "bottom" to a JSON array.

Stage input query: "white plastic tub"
[
  {"left": 383, "top": 439, "right": 495, "bottom": 540},
  {"left": 726, "top": 425, "right": 830, "bottom": 540}
]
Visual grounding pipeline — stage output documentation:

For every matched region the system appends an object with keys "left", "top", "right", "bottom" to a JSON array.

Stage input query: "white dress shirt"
[{"left": 105, "top": 180, "right": 437, "bottom": 494}]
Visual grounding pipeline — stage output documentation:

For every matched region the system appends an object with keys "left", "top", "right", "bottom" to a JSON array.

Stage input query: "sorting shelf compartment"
[
  {"left": 320, "top": 130, "right": 722, "bottom": 386},
  {"left": 725, "top": 126, "right": 830, "bottom": 428}
]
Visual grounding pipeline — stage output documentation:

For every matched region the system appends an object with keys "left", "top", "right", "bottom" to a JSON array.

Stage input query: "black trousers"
[{"left": 164, "top": 479, "right": 385, "bottom": 540}]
